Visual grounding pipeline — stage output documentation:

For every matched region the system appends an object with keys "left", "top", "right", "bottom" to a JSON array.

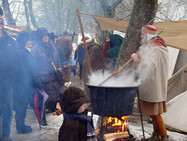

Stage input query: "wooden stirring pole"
[{"left": 98, "top": 58, "right": 132, "bottom": 86}]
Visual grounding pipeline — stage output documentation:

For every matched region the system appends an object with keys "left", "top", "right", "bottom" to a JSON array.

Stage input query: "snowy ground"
[
  {"left": 8, "top": 73, "right": 187, "bottom": 140},
  {"left": 9, "top": 109, "right": 187, "bottom": 141}
]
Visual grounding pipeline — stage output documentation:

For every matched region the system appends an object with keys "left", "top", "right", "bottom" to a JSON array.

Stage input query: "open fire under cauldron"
[
  {"left": 86, "top": 84, "right": 138, "bottom": 117},
  {"left": 86, "top": 84, "right": 145, "bottom": 140}
]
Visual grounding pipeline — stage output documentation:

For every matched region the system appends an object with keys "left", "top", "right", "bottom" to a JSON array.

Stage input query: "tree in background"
[
  {"left": 116, "top": 0, "right": 158, "bottom": 67},
  {"left": 2, "top": 0, "right": 16, "bottom": 25}
]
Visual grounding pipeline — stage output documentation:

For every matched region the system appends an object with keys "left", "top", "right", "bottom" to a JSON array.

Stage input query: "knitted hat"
[
  {"left": 61, "top": 86, "right": 90, "bottom": 114},
  {"left": 141, "top": 25, "right": 158, "bottom": 35}
]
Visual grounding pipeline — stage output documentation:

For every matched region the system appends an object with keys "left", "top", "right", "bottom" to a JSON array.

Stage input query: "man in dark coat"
[
  {"left": 14, "top": 31, "right": 39, "bottom": 134},
  {"left": 59, "top": 86, "right": 96, "bottom": 141},
  {"left": 0, "top": 18, "right": 18, "bottom": 141}
]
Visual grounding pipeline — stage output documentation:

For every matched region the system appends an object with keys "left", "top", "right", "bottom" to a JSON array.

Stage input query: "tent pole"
[
  {"left": 91, "top": 23, "right": 99, "bottom": 44},
  {"left": 76, "top": 8, "right": 92, "bottom": 74}
]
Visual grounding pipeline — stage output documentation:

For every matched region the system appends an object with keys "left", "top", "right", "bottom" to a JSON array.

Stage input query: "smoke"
[
  {"left": 88, "top": 68, "right": 139, "bottom": 87},
  {"left": 137, "top": 43, "right": 158, "bottom": 83},
  {"left": 88, "top": 43, "right": 158, "bottom": 87}
]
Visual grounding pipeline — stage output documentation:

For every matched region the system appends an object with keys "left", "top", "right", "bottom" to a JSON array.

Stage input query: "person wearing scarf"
[{"left": 58, "top": 86, "right": 96, "bottom": 141}]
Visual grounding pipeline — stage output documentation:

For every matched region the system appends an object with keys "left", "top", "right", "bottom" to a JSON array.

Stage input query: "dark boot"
[
  {"left": 41, "top": 108, "right": 47, "bottom": 126},
  {"left": 16, "top": 125, "right": 33, "bottom": 134},
  {"left": 161, "top": 135, "right": 169, "bottom": 141}
]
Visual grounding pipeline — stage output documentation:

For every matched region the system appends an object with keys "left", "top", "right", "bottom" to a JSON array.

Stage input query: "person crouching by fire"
[
  {"left": 131, "top": 25, "right": 169, "bottom": 141},
  {"left": 58, "top": 86, "right": 96, "bottom": 141}
]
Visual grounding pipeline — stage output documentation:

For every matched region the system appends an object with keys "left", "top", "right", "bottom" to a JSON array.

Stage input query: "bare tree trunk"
[
  {"left": 98, "top": 0, "right": 123, "bottom": 43},
  {"left": 28, "top": 0, "right": 38, "bottom": 28},
  {"left": 2, "top": 0, "right": 16, "bottom": 25},
  {"left": 116, "top": 0, "right": 158, "bottom": 67},
  {"left": 24, "top": 0, "right": 30, "bottom": 28},
  {"left": 56, "top": 0, "right": 63, "bottom": 34}
]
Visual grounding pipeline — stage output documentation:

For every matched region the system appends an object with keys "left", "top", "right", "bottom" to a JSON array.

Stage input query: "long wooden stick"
[
  {"left": 98, "top": 58, "right": 132, "bottom": 86},
  {"left": 77, "top": 8, "right": 92, "bottom": 74},
  {"left": 71, "top": 32, "right": 75, "bottom": 42},
  {"left": 91, "top": 23, "right": 99, "bottom": 44}
]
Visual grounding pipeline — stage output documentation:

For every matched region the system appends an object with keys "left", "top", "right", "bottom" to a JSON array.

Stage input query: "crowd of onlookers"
[
  {"left": 0, "top": 9, "right": 79, "bottom": 140},
  {"left": 0, "top": 5, "right": 124, "bottom": 140}
]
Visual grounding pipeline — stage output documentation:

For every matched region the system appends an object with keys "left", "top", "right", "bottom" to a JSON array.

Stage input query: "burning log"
[{"left": 103, "top": 131, "right": 129, "bottom": 141}]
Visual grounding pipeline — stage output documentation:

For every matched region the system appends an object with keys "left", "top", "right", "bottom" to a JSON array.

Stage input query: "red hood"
[{"left": 153, "top": 37, "right": 167, "bottom": 47}]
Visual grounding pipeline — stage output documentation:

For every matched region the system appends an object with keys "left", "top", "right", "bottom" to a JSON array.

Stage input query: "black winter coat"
[
  {"left": 14, "top": 47, "right": 39, "bottom": 109},
  {"left": 0, "top": 31, "right": 18, "bottom": 112},
  {"left": 0, "top": 31, "right": 18, "bottom": 85}
]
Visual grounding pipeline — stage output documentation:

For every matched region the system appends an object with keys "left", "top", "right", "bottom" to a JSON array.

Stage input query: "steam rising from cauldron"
[{"left": 88, "top": 43, "right": 158, "bottom": 87}]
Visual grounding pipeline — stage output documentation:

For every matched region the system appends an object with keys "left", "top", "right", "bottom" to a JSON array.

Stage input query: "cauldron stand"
[{"left": 97, "top": 89, "right": 145, "bottom": 141}]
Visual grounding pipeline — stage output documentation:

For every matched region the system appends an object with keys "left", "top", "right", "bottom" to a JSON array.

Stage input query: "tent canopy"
[{"left": 92, "top": 15, "right": 187, "bottom": 51}]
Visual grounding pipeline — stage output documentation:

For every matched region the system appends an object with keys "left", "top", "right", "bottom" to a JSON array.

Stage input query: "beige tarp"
[
  {"left": 92, "top": 15, "right": 187, "bottom": 51},
  {"left": 163, "top": 90, "right": 187, "bottom": 133},
  {"left": 92, "top": 15, "right": 129, "bottom": 33},
  {"left": 167, "top": 64, "right": 187, "bottom": 102}
]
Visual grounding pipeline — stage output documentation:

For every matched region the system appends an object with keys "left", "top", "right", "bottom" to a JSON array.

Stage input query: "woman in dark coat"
[
  {"left": 32, "top": 27, "right": 65, "bottom": 125},
  {"left": 14, "top": 31, "right": 38, "bottom": 134}
]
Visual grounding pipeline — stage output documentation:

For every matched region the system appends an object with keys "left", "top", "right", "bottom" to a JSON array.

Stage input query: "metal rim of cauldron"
[
  {"left": 86, "top": 83, "right": 139, "bottom": 89},
  {"left": 86, "top": 83, "right": 139, "bottom": 117}
]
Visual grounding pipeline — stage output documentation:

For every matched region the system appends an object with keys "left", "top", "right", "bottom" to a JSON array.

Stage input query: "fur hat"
[
  {"left": 36, "top": 27, "right": 49, "bottom": 40},
  {"left": 141, "top": 25, "right": 158, "bottom": 35},
  {"left": 61, "top": 86, "right": 89, "bottom": 114}
]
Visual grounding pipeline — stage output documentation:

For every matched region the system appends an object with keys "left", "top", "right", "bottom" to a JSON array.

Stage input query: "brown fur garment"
[
  {"left": 81, "top": 39, "right": 106, "bottom": 83},
  {"left": 56, "top": 37, "right": 73, "bottom": 58}
]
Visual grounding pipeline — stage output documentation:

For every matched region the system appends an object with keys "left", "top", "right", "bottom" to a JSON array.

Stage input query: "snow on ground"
[{"left": 9, "top": 109, "right": 187, "bottom": 141}]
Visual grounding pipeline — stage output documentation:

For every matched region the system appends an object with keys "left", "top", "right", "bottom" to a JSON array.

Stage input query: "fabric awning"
[{"left": 92, "top": 15, "right": 187, "bottom": 51}]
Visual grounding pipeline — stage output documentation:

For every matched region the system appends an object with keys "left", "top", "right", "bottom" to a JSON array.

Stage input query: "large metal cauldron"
[{"left": 87, "top": 84, "right": 138, "bottom": 117}]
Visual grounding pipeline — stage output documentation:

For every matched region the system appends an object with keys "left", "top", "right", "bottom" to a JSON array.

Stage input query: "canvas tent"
[
  {"left": 162, "top": 65, "right": 187, "bottom": 134},
  {"left": 162, "top": 90, "right": 187, "bottom": 133},
  {"left": 167, "top": 64, "right": 187, "bottom": 102},
  {"left": 92, "top": 15, "right": 187, "bottom": 51}
]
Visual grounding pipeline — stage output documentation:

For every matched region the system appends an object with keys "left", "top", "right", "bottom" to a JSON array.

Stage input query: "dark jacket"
[
  {"left": 32, "top": 41, "right": 65, "bottom": 103},
  {"left": 14, "top": 47, "right": 38, "bottom": 109},
  {"left": 0, "top": 31, "right": 18, "bottom": 112},
  {"left": 0, "top": 31, "right": 18, "bottom": 85},
  {"left": 59, "top": 87, "right": 89, "bottom": 141}
]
